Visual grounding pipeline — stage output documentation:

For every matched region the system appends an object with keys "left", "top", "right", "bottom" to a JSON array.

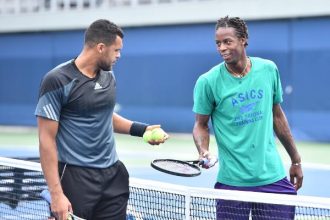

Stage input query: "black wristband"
[{"left": 129, "top": 122, "right": 148, "bottom": 137}]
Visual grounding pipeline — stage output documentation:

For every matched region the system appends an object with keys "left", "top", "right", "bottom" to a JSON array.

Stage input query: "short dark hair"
[
  {"left": 215, "top": 16, "right": 249, "bottom": 47},
  {"left": 84, "top": 19, "right": 124, "bottom": 47}
]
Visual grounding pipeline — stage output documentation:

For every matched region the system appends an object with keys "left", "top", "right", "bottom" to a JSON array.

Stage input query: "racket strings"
[{"left": 155, "top": 161, "right": 200, "bottom": 175}]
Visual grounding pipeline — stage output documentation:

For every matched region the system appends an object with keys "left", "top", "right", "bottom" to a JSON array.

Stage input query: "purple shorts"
[{"left": 214, "top": 178, "right": 297, "bottom": 220}]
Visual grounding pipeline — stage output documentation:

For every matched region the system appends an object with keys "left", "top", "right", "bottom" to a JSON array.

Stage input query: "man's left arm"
[
  {"left": 112, "top": 112, "right": 168, "bottom": 144},
  {"left": 112, "top": 112, "right": 134, "bottom": 134},
  {"left": 273, "top": 104, "right": 303, "bottom": 190}
]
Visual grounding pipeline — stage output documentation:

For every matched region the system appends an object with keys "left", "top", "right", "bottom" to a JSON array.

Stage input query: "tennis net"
[{"left": 0, "top": 156, "right": 330, "bottom": 220}]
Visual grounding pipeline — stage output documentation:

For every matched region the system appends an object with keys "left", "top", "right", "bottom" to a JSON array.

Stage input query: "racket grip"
[
  {"left": 40, "top": 190, "right": 82, "bottom": 220},
  {"left": 40, "top": 189, "right": 51, "bottom": 204},
  {"left": 199, "top": 158, "right": 209, "bottom": 165},
  {"left": 200, "top": 157, "right": 218, "bottom": 168}
]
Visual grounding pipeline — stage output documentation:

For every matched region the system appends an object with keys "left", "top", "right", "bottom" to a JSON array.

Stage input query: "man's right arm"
[
  {"left": 37, "top": 116, "right": 72, "bottom": 220},
  {"left": 193, "top": 114, "right": 211, "bottom": 160}
]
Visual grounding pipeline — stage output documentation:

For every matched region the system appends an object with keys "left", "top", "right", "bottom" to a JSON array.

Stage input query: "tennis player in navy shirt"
[{"left": 35, "top": 19, "right": 168, "bottom": 220}]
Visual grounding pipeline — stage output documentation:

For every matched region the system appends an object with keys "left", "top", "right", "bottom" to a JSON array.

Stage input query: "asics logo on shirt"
[{"left": 231, "top": 89, "right": 263, "bottom": 107}]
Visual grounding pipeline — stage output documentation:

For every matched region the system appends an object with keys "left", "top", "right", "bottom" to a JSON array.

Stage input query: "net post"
[{"left": 185, "top": 192, "right": 191, "bottom": 220}]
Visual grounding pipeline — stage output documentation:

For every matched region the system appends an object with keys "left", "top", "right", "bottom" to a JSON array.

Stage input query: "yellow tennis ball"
[
  {"left": 151, "top": 128, "right": 165, "bottom": 141},
  {"left": 143, "top": 130, "right": 153, "bottom": 142}
]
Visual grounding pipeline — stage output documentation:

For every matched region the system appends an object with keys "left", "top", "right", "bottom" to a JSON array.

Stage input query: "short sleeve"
[
  {"left": 193, "top": 76, "right": 214, "bottom": 115},
  {"left": 34, "top": 73, "right": 63, "bottom": 121}
]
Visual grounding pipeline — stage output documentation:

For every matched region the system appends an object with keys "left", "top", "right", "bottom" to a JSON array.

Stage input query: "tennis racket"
[
  {"left": 40, "top": 189, "right": 86, "bottom": 220},
  {"left": 150, "top": 159, "right": 205, "bottom": 177}
]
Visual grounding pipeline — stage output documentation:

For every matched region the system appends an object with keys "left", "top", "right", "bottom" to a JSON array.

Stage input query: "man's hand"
[
  {"left": 289, "top": 163, "right": 303, "bottom": 190},
  {"left": 143, "top": 125, "right": 169, "bottom": 145},
  {"left": 199, "top": 151, "right": 218, "bottom": 169},
  {"left": 50, "top": 192, "right": 72, "bottom": 220}
]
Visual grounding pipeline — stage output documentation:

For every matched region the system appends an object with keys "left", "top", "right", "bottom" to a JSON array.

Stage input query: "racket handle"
[
  {"left": 40, "top": 189, "right": 86, "bottom": 220},
  {"left": 199, "top": 158, "right": 209, "bottom": 165},
  {"left": 40, "top": 189, "right": 51, "bottom": 204},
  {"left": 200, "top": 157, "right": 218, "bottom": 168}
]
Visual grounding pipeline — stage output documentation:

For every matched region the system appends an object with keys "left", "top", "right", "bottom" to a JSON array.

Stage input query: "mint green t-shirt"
[{"left": 193, "top": 57, "right": 286, "bottom": 186}]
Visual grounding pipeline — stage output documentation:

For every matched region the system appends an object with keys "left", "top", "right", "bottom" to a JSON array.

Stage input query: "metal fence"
[{"left": 0, "top": 0, "right": 213, "bottom": 14}]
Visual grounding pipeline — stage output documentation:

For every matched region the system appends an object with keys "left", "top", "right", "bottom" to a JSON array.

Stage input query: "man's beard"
[{"left": 98, "top": 60, "right": 112, "bottom": 71}]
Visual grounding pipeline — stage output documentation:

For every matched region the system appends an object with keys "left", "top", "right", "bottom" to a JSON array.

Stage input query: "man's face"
[
  {"left": 215, "top": 27, "right": 246, "bottom": 65},
  {"left": 98, "top": 35, "right": 123, "bottom": 71}
]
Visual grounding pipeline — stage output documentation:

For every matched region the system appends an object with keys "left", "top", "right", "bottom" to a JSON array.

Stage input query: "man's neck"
[{"left": 75, "top": 52, "right": 98, "bottom": 78}]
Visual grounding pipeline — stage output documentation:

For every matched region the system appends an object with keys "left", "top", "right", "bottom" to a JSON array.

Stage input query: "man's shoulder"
[
  {"left": 250, "top": 57, "right": 276, "bottom": 68},
  {"left": 200, "top": 63, "right": 223, "bottom": 79},
  {"left": 42, "top": 60, "right": 76, "bottom": 82},
  {"left": 40, "top": 60, "right": 76, "bottom": 91},
  {"left": 196, "top": 63, "right": 226, "bottom": 86},
  {"left": 47, "top": 60, "right": 74, "bottom": 77}
]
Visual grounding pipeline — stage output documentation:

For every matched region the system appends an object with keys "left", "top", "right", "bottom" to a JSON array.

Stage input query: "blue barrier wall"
[{"left": 0, "top": 17, "right": 329, "bottom": 141}]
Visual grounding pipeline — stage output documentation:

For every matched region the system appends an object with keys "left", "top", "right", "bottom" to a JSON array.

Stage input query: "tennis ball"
[
  {"left": 151, "top": 128, "right": 166, "bottom": 141},
  {"left": 143, "top": 130, "right": 153, "bottom": 143}
]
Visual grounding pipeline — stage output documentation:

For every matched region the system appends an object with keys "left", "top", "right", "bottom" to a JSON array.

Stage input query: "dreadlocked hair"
[{"left": 215, "top": 16, "right": 249, "bottom": 47}]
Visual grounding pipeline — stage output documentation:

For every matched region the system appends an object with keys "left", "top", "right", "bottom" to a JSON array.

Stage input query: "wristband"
[{"left": 129, "top": 122, "right": 148, "bottom": 137}]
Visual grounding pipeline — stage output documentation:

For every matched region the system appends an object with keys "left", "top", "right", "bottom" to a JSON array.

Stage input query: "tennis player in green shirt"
[{"left": 193, "top": 16, "right": 303, "bottom": 219}]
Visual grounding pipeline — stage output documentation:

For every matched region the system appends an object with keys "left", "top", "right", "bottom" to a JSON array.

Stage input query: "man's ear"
[
  {"left": 96, "top": 43, "right": 105, "bottom": 54},
  {"left": 241, "top": 37, "right": 247, "bottom": 46}
]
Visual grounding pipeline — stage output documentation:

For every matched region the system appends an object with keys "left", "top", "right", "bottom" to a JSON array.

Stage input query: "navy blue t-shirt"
[{"left": 35, "top": 60, "right": 118, "bottom": 168}]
